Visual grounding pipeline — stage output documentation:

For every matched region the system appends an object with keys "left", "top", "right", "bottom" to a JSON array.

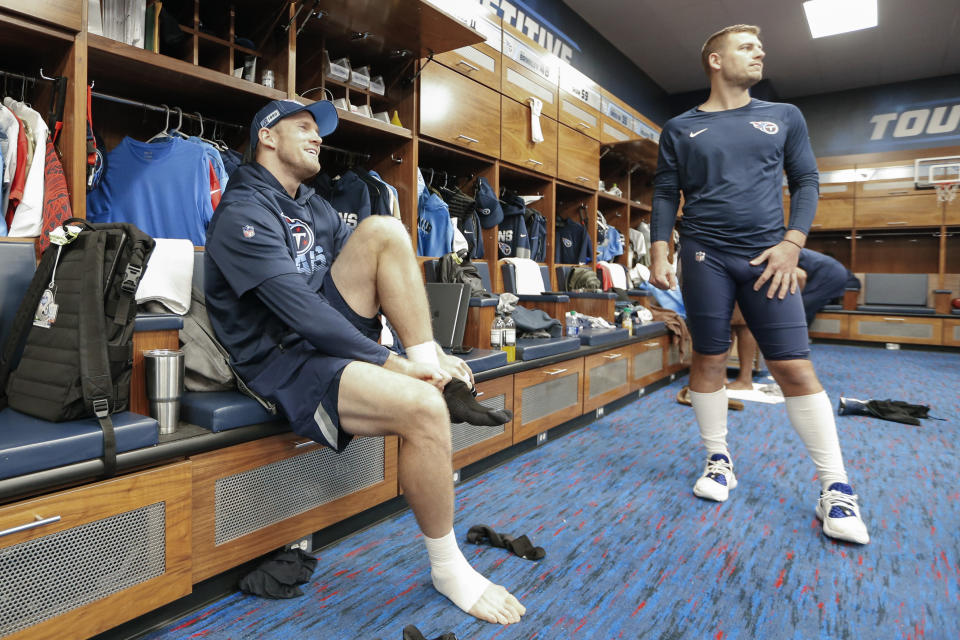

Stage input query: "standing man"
[
  {"left": 650, "top": 25, "right": 869, "bottom": 544},
  {"left": 205, "top": 98, "right": 525, "bottom": 623}
]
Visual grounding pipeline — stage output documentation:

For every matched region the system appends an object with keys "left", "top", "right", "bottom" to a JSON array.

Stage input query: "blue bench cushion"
[
  {"left": 0, "top": 409, "right": 158, "bottom": 480},
  {"left": 457, "top": 348, "right": 508, "bottom": 373},
  {"left": 134, "top": 312, "right": 184, "bottom": 332},
  {"left": 633, "top": 321, "right": 667, "bottom": 340},
  {"left": 952, "top": 308, "right": 960, "bottom": 315},
  {"left": 857, "top": 305, "right": 936, "bottom": 315},
  {"left": 468, "top": 297, "right": 498, "bottom": 307},
  {"left": 180, "top": 391, "right": 282, "bottom": 432},
  {"left": 515, "top": 336, "right": 581, "bottom": 360},
  {"left": 578, "top": 327, "right": 629, "bottom": 346},
  {"left": 822, "top": 304, "right": 843, "bottom": 311}
]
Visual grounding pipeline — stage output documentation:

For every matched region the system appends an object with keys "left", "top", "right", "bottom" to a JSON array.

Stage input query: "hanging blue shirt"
[
  {"left": 497, "top": 193, "right": 530, "bottom": 259},
  {"left": 556, "top": 218, "right": 592, "bottom": 264},
  {"left": 86, "top": 136, "right": 214, "bottom": 245}
]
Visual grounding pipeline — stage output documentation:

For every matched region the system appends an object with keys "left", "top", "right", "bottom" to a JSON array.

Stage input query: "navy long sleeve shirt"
[{"left": 651, "top": 99, "right": 819, "bottom": 257}]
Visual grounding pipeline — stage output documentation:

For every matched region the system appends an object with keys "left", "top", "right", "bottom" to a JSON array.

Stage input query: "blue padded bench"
[
  {"left": 953, "top": 308, "right": 960, "bottom": 316},
  {"left": 633, "top": 321, "right": 668, "bottom": 340},
  {"left": 578, "top": 327, "right": 629, "bottom": 346},
  {"left": 134, "top": 312, "right": 184, "bottom": 331},
  {"left": 457, "top": 348, "right": 508, "bottom": 372},
  {"left": 423, "top": 260, "right": 498, "bottom": 308},
  {"left": 515, "top": 336, "right": 580, "bottom": 360},
  {"left": 0, "top": 240, "right": 169, "bottom": 479},
  {"left": 857, "top": 273, "right": 934, "bottom": 315},
  {"left": 180, "top": 391, "right": 280, "bottom": 433},
  {"left": 0, "top": 409, "right": 158, "bottom": 480}
]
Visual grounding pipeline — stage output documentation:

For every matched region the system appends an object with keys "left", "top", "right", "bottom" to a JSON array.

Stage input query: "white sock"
[
  {"left": 407, "top": 341, "right": 440, "bottom": 368},
  {"left": 424, "top": 529, "right": 491, "bottom": 613},
  {"left": 784, "top": 390, "right": 848, "bottom": 490},
  {"left": 690, "top": 387, "right": 730, "bottom": 457}
]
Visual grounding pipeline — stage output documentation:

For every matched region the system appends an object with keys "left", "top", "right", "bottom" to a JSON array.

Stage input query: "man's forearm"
[{"left": 651, "top": 240, "right": 671, "bottom": 264}]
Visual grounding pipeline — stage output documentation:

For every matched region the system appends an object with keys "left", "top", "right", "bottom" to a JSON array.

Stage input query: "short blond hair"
[{"left": 700, "top": 25, "right": 760, "bottom": 75}]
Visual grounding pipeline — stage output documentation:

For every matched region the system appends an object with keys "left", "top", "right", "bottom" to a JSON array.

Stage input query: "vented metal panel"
[
  {"left": 810, "top": 318, "right": 842, "bottom": 334},
  {"left": 633, "top": 349, "right": 662, "bottom": 379},
  {"left": 214, "top": 437, "right": 384, "bottom": 545},
  {"left": 588, "top": 359, "right": 627, "bottom": 398},
  {"left": 954, "top": 325, "right": 960, "bottom": 341},
  {"left": 857, "top": 321, "right": 933, "bottom": 339},
  {"left": 0, "top": 503, "right": 166, "bottom": 637},
  {"left": 451, "top": 394, "right": 506, "bottom": 453},
  {"left": 521, "top": 374, "right": 579, "bottom": 425},
  {"left": 668, "top": 344, "right": 681, "bottom": 365}
]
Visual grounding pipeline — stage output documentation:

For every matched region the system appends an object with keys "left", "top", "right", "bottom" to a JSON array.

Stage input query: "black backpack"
[
  {"left": 439, "top": 250, "right": 490, "bottom": 298},
  {"left": 0, "top": 219, "right": 154, "bottom": 476}
]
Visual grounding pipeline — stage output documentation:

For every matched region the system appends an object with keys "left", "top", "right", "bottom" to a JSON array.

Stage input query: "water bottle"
[
  {"left": 502, "top": 312, "right": 516, "bottom": 362},
  {"left": 490, "top": 314, "right": 505, "bottom": 349},
  {"left": 565, "top": 311, "right": 580, "bottom": 337}
]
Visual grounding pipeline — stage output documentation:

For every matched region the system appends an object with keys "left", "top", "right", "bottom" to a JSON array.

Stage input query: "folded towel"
[
  {"left": 598, "top": 261, "right": 628, "bottom": 289},
  {"left": 503, "top": 257, "right": 544, "bottom": 294},
  {"left": 136, "top": 238, "right": 194, "bottom": 315}
]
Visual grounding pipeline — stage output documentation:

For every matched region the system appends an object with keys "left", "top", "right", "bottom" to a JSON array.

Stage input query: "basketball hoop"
[{"left": 934, "top": 182, "right": 958, "bottom": 203}]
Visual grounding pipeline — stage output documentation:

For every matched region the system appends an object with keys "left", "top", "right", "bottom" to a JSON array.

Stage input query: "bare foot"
[{"left": 726, "top": 378, "right": 753, "bottom": 391}]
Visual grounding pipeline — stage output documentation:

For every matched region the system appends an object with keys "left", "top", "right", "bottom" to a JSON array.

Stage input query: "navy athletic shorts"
[
  {"left": 679, "top": 236, "right": 810, "bottom": 360},
  {"left": 247, "top": 270, "right": 382, "bottom": 452}
]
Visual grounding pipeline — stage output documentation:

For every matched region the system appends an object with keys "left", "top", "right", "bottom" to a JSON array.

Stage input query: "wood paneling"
[
  {"left": 0, "top": 0, "right": 80, "bottom": 31},
  {"left": 810, "top": 199, "right": 854, "bottom": 230},
  {"left": 465, "top": 305, "right": 496, "bottom": 350},
  {"left": 451, "top": 375, "right": 514, "bottom": 470},
  {"left": 419, "top": 62, "right": 500, "bottom": 157},
  {"left": 583, "top": 348, "right": 630, "bottom": 413},
  {"left": 557, "top": 123, "right": 599, "bottom": 190},
  {"left": 499, "top": 27, "right": 558, "bottom": 120},
  {"left": 130, "top": 329, "right": 180, "bottom": 416},
  {"left": 854, "top": 234, "right": 940, "bottom": 273},
  {"left": 190, "top": 434, "right": 398, "bottom": 582},
  {"left": 435, "top": 42, "right": 501, "bottom": 91},
  {"left": 513, "top": 359, "right": 583, "bottom": 443},
  {"left": 1, "top": 463, "right": 192, "bottom": 640},
  {"left": 854, "top": 194, "right": 942, "bottom": 228},
  {"left": 943, "top": 319, "right": 960, "bottom": 347},
  {"left": 500, "top": 95, "right": 557, "bottom": 176}
]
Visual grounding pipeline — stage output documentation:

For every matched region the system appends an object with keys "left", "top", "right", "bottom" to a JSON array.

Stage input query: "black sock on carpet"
[{"left": 443, "top": 379, "right": 513, "bottom": 426}]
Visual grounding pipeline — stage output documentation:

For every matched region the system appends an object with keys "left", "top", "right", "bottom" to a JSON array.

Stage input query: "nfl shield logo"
[
  {"left": 242, "top": 224, "right": 255, "bottom": 238},
  {"left": 695, "top": 250, "right": 706, "bottom": 262}
]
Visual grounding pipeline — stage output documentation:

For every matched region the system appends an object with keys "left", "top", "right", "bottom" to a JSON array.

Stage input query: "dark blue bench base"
[
  {"left": 0, "top": 409, "right": 159, "bottom": 480},
  {"left": 515, "top": 336, "right": 581, "bottom": 360}
]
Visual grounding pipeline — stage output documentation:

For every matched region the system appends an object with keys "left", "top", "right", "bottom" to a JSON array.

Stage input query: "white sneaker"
[
  {"left": 693, "top": 453, "right": 738, "bottom": 502},
  {"left": 816, "top": 482, "right": 870, "bottom": 544}
]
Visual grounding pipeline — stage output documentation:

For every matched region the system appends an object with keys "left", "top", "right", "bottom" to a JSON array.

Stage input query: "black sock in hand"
[{"left": 443, "top": 379, "right": 513, "bottom": 426}]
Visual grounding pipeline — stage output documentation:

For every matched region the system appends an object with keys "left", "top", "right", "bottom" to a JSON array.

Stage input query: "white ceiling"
[{"left": 562, "top": 0, "right": 960, "bottom": 98}]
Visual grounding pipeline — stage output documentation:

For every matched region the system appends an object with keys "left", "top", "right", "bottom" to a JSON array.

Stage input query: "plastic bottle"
[
  {"left": 622, "top": 309, "right": 633, "bottom": 336},
  {"left": 565, "top": 311, "right": 580, "bottom": 337},
  {"left": 502, "top": 312, "right": 516, "bottom": 362},
  {"left": 490, "top": 314, "right": 505, "bottom": 350}
]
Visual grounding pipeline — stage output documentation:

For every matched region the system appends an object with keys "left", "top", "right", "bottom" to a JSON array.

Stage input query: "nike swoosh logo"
[{"left": 690, "top": 128, "right": 708, "bottom": 138}]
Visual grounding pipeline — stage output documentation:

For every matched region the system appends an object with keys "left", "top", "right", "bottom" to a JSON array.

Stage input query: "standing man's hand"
[
  {"left": 750, "top": 237, "right": 803, "bottom": 299},
  {"left": 649, "top": 240, "right": 678, "bottom": 290}
]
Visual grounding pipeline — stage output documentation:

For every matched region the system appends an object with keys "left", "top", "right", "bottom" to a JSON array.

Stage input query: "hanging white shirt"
[
  {"left": 5, "top": 98, "right": 47, "bottom": 237},
  {"left": 0, "top": 104, "right": 20, "bottom": 218}
]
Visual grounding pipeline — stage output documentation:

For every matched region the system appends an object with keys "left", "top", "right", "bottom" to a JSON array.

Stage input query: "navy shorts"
[
  {"left": 679, "top": 236, "right": 810, "bottom": 360},
  {"left": 247, "top": 270, "right": 382, "bottom": 452}
]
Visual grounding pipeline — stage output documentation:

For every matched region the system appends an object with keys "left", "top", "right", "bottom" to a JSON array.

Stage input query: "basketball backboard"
[{"left": 914, "top": 155, "right": 960, "bottom": 188}]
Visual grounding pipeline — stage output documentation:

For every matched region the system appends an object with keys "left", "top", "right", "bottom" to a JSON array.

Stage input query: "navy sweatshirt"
[
  {"left": 651, "top": 99, "right": 819, "bottom": 257},
  {"left": 205, "top": 162, "right": 390, "bottom": 381}
]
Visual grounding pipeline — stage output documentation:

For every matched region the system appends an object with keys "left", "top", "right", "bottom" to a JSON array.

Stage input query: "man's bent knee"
[
  {"left": 356, "top": 215, "right": 408, "bottom": 246},
  {"left": 401, "top": 387, "right": 451, "bottom": 448}
]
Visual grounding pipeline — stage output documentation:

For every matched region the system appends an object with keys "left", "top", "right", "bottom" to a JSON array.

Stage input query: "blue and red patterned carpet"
[{"left": 142, "top": 343, "right": 960, "bottom": 640}]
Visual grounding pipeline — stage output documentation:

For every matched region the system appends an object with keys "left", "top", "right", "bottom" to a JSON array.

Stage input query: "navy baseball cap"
[
  {"left": 250, "top": 99, "right": 338, "bottom": 152},
  {"left": 474, "top": 176, "right": 504, "bottom": 229}
]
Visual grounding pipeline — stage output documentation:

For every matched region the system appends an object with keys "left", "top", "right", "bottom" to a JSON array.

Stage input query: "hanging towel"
[
  {"left": 136, "top": 238, "right": 195, "bottom": 314},
  {"left": 503, "top": 257, "right": 545, "bottom": 294}
]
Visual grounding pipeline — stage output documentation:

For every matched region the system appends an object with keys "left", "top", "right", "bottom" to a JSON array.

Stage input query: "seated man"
[
  {"left": 728, "top": 249, "right": 848, "bottom": 390},
  {"left": 204, "top": 99, "right": 523, "bottom": 624}
]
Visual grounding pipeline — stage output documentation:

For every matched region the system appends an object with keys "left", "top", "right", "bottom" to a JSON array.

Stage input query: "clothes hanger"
[
  {"left": 147, "top": 105, "right": 173, "bottom": 142},
  {"left": 170, "top": 107, "right": 189, "bottom": 139}
]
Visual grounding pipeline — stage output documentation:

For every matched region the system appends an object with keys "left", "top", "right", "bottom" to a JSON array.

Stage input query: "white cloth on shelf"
[
  {"left": 597, "top": 260, "right": 628, "bottom": 289},
  {"left": 528, "top": 97, "right": 544, "bottom": 143},
  {"left": 136, "top": 238, "right": 195, "bottom": 315},
  {"left": 503, "top": 257, "right": 545, "bottom": 294}
]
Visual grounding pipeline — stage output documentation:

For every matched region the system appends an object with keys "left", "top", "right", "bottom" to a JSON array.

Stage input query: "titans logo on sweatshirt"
[{"left": 283, "top": 214, "right": 327, "bottom": 275}]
